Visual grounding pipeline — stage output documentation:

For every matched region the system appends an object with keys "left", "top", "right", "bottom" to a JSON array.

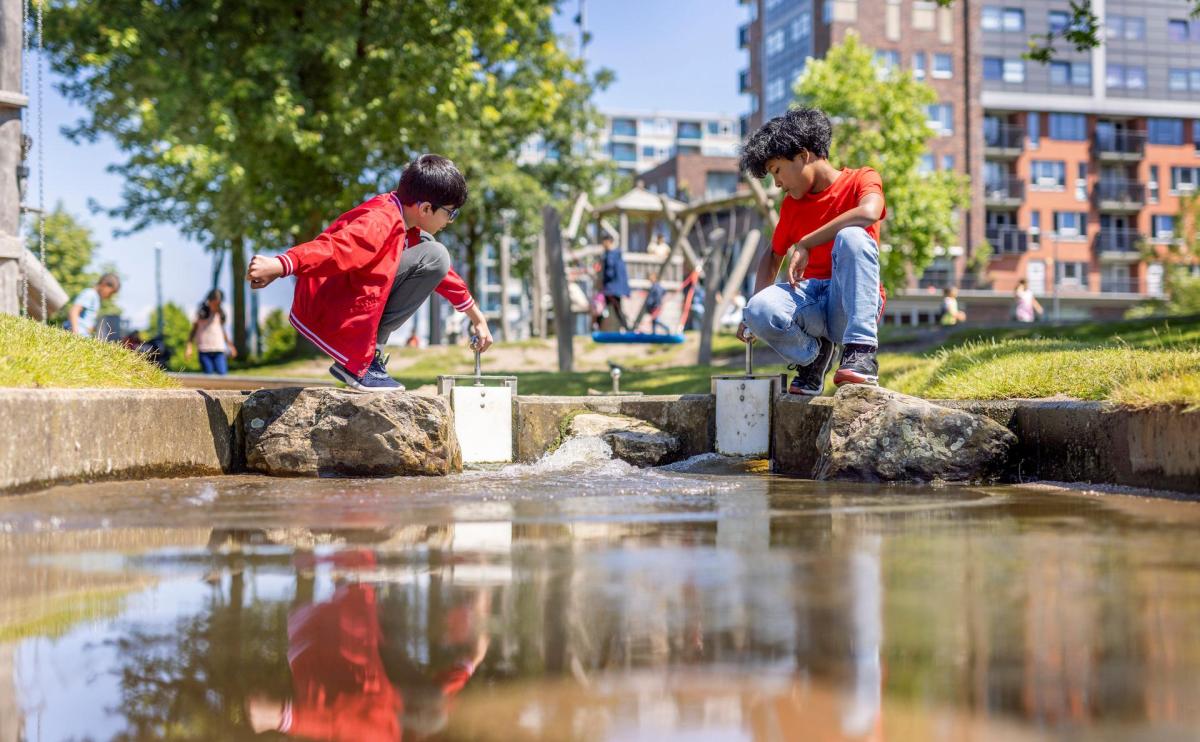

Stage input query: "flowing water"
[{"left": 1, "top": 440, "right": 1199, "bottom": 741}]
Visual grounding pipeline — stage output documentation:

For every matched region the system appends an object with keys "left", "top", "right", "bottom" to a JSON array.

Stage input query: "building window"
[
  {"left": 926, "top": 103, "right": 953, "bottom": 134},
  {"left": 791, "top": 12, "right": 811, "bottom": 40},
  {"left": 912, "top": 1, "right": 937, "bottom": 30},
  {"left": 1152, "top": 214, "right": 1176, "bottom": 240},
  {"left": 1030, "top": 211, "right": 1041, "bottom": 245},
  {"left": 1107, "top": 64, "right": 1146, "bottom": 89},
  {"left": 611, "top": 118, "right": 637, "bottom": 137},
  {"left": 1048, "top": 10, "right": 1070, "bottom": 34},
  {"left": 767, "top": 77, "right": 786, "bottom": 102},
  {"left": 919, "top": 154, "right": 935, "bottom": 174},
  {"left": 1028, "top": 112, "right": 1040, "bottom": 146},
  {"left": 1076, "top": 162, "right": 1088, "bottom": 201},
  {"left": 1169, "top": 69, "right": 1189, "bottom": 91},
  {"left": 766, "top": 29, "right": 785, "bottom": 55},
  {"left": 1048, "top": 113, "right": 1087, "bottom": 141},
  {"left": 983, "top": 57, "right": 1003, "bottom": 81},
  {"left": 913, "top": 52, "right": 927, "bottom": 80},
  {"left": 875, "top": 50, "right": 901, "bottom": 73},
  {"left": 1050, "top": 61, "right": 1070, "bottom": 85},
  {"left": 1002, "top": 59, "right": 1025, "bottom": 83},
  {"left": 1192, "top": 70, "right": 1200, "bottom": 91},
  {"left": 1168, "top": 19, "right": 1189, "bottom": 42},
  {"left": 1125, "top": 17, "right": 1146, "bottom": 40},
  {"left": 705, "top": 171, "right": 740, "bottom": 199},
  {"left": 932, "top": 53, "right": 952, "bottom": 78},
  {"left": 1003, "top": 7, "right": 1024, "bottom": 31},
  {"left": 641, "top": 145, "right": 655, "bottom": 158},
  {"left": 1195, "top": 121, "right": 1200, "bottom": 153},
  {"left": 1107, "top": 15, "right": 1146, "bottom": 40},
  {"left": 1148, "top": 118, "right": 1184, "bottom": 145},
  {"left": 610, "top": 142, "right": 637, "bottom": 162},
  {"left": 941, "top": 154, "right": 955, "bottom": 171},
  {"left": 1031, "top": 160, "right": 1066, "bottom": 188},
  {"left": 1149, "top": 165, "right": 1159, "bottom": 203},
  {"left": 1170, "top": 166, "right": 1198, "bottom": 193},
  {"left": 982, "top": 6, "right": 1002, "bottom": 30},
  {"left": 1056, "top": 261, "right": 1089, "bottom": 288},
  {"left": 677, "top": 121, "right": 703, "bottom": 139},
  {"left": 1071, "top": 62, "right": 1090, "bottom": 86}
]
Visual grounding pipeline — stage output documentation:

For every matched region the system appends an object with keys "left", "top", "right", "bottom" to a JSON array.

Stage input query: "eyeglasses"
[{"left": 429, "top": 203, "right": 459, "bottom": 222}]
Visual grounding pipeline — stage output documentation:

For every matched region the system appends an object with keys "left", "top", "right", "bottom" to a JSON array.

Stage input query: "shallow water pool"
[{"left": 1, "top": 442, "right": 1199, "bottom": 741}]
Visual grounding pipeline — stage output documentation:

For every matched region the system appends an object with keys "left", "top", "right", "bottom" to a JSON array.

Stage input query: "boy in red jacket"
[{"left": 246, "top": 155, "right": 493, "bottom": 391}]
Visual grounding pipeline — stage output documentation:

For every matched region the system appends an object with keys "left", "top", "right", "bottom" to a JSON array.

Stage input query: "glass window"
[
  {"left": 1030, "top": 210, "right": 1041, "bottom": 235},
  {"left": 1148, "top": 118, "right": 1184, "bottom": 145},
  {"left": 1195, "top": 121, "right": 1200, "bottom": 151},
  {"left": 705, "top": 171, "right": 740, "bottom": 198},
  {"left": 1003, "top": 59, "right": 1025, "bottom": 83},
  {"left": 1168, "top": 19, "right": 1189, "bottom": 42},
  {"left": 1125, "top": 17, "right": 1145, "bottom": 40},
  {"left": 1191, "top": 70, "right": 1200, "bottom": 91},
  {"left": 1149, "top": 165, "right": 1160, "bottom": 203},
  {"left": 706, "top": 121, "right": 720, "bottom": 135},
  {"left": 1106, "top": 64, "right": 1124, "bottom": 88},
  {"left": 1002, "top": 7, "right": 1024, "bottom": 31},
  {"left": 1152, "top": 215, "right": 1176, "bottom": 239},
  {"left": 1170, "top": 166, "right": 1197, "bottom": 191},
  {"left": 610, "top": 142, "right": 637, "bottom": 162},
  {"left": 1048, "top": 10, "right": 1070, "bottom": 33},
  {"left": 1049, "top": 113, "right": 1087, "bottom": 141},
  {"left": 1031, "top": 160, "right": 1066, "bottom": 187},
  {"left": 767, "top": 78, "right": 786, "bottom": 102},
  {"left": 919, "top": 154, "right": 935, "bottom": 174},
  {"left": 1071, "top": 62, "right": 1090, "bottom": 86},
  {"left": 677, "top": 121, "right": 703, "bottom": 139},
  {"left": 933, "top": 53, "right": 953, "bottom": 78},
  {"left": 913, "top": 52, "right": 926, "bottom": 79},
  {"left": 926, "top": 103, "right": 953, "bottom": 134},
  {"left": 642, "top": 145, "right": 655, "bottom": 158},
  {"left": 1028, "top": 112, "right": 1040, "bottom": 145},
  {"left": 1050, "top": 62, "right": 1070, "bottom": 85},
  {"left": 982, "top": 6, "right": 1001, "bottom": 30},
  {"left": 875, "top": 50, "right": 901, "bottom": 70},
  {"left": 1125, "top": 66, "right": 1146, "bottom": 89},
  {"left": 941, "top": 154, "right": 955, "bottom": 171},
  {"left": 983, "top": 57, "right": 1003, "bottom": 80},
  {"left": 1106, "top": 16, "right": 1123, "bottom": 39},
  {"left": 766, "top": 29, "right": 785, "bottom": 55},
  {"left": 611, "top": 118, "right": 637, "bottom": 137},
  {"left": 1053, "top": 211, "right": 1087, "bottom": 236},
  {"left": 1169, "top": 69, "right": 1189, "bottom": 91}
]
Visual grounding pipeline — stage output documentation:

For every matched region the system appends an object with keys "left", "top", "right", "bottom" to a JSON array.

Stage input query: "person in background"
[
  {"left": 643, "top": 272, "right": 669, "bottom": 334},
  {"left": 939, "top": 286, "right": 966, "bottom": 326},
  {"left": 599, "top": 233, "right": 631, "bottom": 331},
  {"left": 1013, "top": 279, "right": 1043, "bottom": 323},
  {"left": 186, "top": 288, "right": 237, "bottom": 374},
  {"left": 65, "top": 273, "right": 120, "bottom": 337},
  {"left": 648, "top": 233, "right": 671, "bottom": 259}
]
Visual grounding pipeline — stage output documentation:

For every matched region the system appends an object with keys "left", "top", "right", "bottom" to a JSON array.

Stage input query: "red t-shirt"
[{"left": 770, "top": 167, "right": 887, "bottom": 280}]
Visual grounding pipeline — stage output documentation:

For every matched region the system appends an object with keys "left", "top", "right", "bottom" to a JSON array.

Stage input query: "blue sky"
[{"left": 25, "top": 1, "right": 747, "bottom": 328}]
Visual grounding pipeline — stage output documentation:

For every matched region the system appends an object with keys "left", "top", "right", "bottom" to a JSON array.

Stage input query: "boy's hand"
[
  {"left": 736, "top": 321, "right": 754, "bottom": 343},
  {"left": 247, "top": 255, "right": 284, "bottom": 289},
  {"left": 471, "top": 321, "right": 494, "bottom": 353},
  {"left": 787, "top": 245, "right": 810, "bottom": 288}
]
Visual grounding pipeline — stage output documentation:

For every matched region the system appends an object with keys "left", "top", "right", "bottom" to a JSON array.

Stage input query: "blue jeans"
[
  {"left": 743, "top": 226, "right": 881, "bottom": 366},
  {"left": 199, "top": 351, "right": 229, "bottom": 375}
]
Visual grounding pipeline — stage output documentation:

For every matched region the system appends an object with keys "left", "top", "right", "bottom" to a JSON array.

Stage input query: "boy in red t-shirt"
[{"left": 738, "top": 108, "right": 886, "bottom": 394}]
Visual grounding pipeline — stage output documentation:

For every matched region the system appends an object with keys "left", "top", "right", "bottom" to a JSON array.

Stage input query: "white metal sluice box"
[
  {"left": 710, "top": 373, "right": 784, "bottom": 457},
  {"left": 437, "top": 374, "right": 517, "bottom": 464}
]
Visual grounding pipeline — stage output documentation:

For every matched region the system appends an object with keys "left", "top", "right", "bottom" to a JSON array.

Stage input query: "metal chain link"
[{"left": 36, "top": 0, "right": 46, "bottom": 323}]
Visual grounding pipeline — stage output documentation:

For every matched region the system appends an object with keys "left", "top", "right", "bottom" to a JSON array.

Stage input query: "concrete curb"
[
  {"left": 1, "top": 388, "right": 1195, "bottom": 494},
  {"left": 773, "top": 395, "right": 1200, "bottom": 493},
  {"left": 0, "top": 388, "right": 246, "bottom": 494}
]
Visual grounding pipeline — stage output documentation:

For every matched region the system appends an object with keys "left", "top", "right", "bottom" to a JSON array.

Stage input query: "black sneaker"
[
  {"left": 787, "top": 337, "right": 836, "bottom": 396},
  {"left": 834, "top": 343, "right": 879, "bottom": 387},
  {"left": 329, "top": 351, "right": 405, "bottom": 392}
]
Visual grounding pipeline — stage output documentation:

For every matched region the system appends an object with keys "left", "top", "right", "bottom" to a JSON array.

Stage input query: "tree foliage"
[
  {"left": 793, "top": 33, "right": 969, "bottom": 291},
  {"left": 42, "top": 0, "right": 607, "bottom": 346},
  {"left": 1132, "top": 191, "right": 1200, "bottom": 316},
  {"left": 146, "top": 301, "right": 194, "bottom": 369},
  {"left": 27, "top": 203, "right": 99, "bottom": 306}
]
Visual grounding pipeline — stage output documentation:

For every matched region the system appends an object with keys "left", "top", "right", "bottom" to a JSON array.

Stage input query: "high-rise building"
[{"left": 739, "top": 0, "right": 1200, "bottom": 322}]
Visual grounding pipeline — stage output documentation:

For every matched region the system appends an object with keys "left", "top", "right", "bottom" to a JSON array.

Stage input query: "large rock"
[
  {"left": 814, "top": 385, "right": 1016, "bottom": 483},
  {"left": 242, "top": 389, "right": 461, "bottom": 477},
  {"left": 565, "top": 412, "right": 681, "bottom": 467}
]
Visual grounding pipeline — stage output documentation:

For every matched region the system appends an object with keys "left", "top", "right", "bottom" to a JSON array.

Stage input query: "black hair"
[
  {"left": 599, "top": 233, "right": 614, "bottom": 243},
  {"left": 198, "top": 287, "right": 225, "bottom": 322},
  {"left": 738, "top": 107, "right": 832, "bottom": 179},
  {"left": 395, "top": 154, "right": 468, "bottom": 210}
]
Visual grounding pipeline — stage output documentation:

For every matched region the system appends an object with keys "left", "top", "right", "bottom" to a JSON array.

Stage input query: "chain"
[{"left": 36, "top": 0, "right": 46, "bottom": 323}]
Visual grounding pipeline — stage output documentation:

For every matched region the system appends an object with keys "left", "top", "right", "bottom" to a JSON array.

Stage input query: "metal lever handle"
[
  {"left": 470, "top": 336, "right": 482, "bottom": 385},
  {"left": 744, "top": 334, "right": 755, "bottom": 376}
]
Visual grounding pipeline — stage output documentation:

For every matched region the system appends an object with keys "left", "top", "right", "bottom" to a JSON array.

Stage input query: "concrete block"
[
  {"left": 514, "top": 394, "right": 713, "bottom": 463},
  {"left": 0, "top": 388, "right": 246, "bottom": 493}
]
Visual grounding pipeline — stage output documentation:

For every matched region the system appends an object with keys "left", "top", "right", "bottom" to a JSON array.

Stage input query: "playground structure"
[{"left": 538, "top": 175, "right": 782, "bottom": 370}]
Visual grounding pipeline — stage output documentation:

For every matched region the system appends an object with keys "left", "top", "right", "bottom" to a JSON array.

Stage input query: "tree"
[
  {"left": 934, "top": 0, "right": 1200, "bottom": 62},
  {"left": 793, "top": 33, "right": 969, "bottom": 291},
  {"left": 146, "top": 301, "right": 194, "bottom": 370},
  {"left": 43, "top": 1, "right": 607, "bottom": 354},
  {"left": 1131, "top": 191, "right": 1200, "bottom": 316},
  {"left": 26, "top": 203, "right": 99, "bottom": 306}
]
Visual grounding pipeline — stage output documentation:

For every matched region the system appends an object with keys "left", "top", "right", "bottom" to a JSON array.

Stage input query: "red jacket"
[{"left": 277, "top": 193, "right": 475, "bottom": 377}]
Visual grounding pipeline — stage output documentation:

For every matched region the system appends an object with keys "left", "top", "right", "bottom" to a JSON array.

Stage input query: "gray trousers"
[{"left": 376, "top": 239, "right": 452, "bottom": 344}]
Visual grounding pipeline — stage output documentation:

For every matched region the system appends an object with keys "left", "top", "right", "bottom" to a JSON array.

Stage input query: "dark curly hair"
[{"left": 739, "top": 107, "right": 832, "bottom": 178}]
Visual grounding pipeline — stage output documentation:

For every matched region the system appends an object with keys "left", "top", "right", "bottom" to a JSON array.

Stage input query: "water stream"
[{"left": 1, "top": 441, "right": 1198, "bottom": 740}]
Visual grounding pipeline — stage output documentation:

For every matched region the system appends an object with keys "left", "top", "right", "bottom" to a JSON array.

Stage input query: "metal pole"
[
  {"left": 745, "top": 336, "right": 754, "bottom": 376},
  {"left": 0, "top": 0, "right": 27, "bottom": 316},
  {"left": 155, "top": 242, "right": 164, "bottom": 337},
  {"left": 1052, "top": 236, "right": 1060, "bottom": 322}
]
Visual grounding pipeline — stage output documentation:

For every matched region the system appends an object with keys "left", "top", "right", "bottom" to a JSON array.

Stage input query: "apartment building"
[{"left": 739, "top": 0, "right": 1200, "bottom": 322}]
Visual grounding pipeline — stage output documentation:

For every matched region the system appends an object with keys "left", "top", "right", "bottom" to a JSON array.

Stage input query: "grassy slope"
[{"left": 0, "top": 314, "right": 176, "bottom": 389}]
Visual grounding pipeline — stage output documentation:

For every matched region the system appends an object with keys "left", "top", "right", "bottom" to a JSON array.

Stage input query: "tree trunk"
[
  {"left": 230, "top": 235, "right": 248, "bottom": 357},
  {"left": 544, "top": 206, "right": 573, "bottom": 372},
  {"left": 498, "top": 232, "right": 511, "bottom": 341}
]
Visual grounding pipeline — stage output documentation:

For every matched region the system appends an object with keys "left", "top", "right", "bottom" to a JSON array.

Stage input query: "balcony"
[
  {"left": 984, "top": 176, "right": 1024, "bottom": 209},
  {"left": 986, "top": 226, "right": 1029, "bottom": 256},
  {"left": 983, "top": 124, "right": 1025, "bottom": 158},
  {"left": 1095, "top": 179, "right": 1145, "bottom": 212},
  {"left": 1093, "top": 131, "right": 1145, "bottom": 162},
  {"left": 1095, "top": 230, "right": 1144, "bottom": 262},
  {"left": 1100, "top": 277, "right": 1143, "bottom": 294}
]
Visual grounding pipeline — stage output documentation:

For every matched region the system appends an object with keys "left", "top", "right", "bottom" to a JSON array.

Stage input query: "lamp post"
[{"left": 155, "top": 242, "right": 164, "bottom": 338}]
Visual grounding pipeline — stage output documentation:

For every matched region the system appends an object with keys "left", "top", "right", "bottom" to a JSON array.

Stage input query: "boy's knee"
[
  {"left": 833, "top": 227, "right": 876, "bottom": 260},
  {"left": 744, "top": 293, "right": 793, "bottom": 336},
  {"left": 422, "top": 241, "right": 452, "bottom": 277}
]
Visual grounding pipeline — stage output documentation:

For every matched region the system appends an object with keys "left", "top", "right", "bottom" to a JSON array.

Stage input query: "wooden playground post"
[
  {"left": 543, "top": 206, "right": 573, "bottom": 372},
  {"left": 498, "top": 231, "right": 512, "bottom": 342},
  {"left": 531, "top": 232, "right": 546, "bottom": 338}
]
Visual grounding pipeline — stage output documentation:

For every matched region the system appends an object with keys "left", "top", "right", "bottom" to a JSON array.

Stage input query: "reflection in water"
[{"left": 1, "top": 468, "right": 1199, "bottom": 740}]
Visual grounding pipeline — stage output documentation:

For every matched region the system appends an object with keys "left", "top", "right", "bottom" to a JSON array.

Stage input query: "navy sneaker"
[
  {"left": 833, "top": 343, "right": 879, "bottom": 387},
  {"left": 329, "top": 350, "right": 404, "bottom": 392},
  {"left": 787, "top": 337, "right": 836, "bottom": 396}
]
